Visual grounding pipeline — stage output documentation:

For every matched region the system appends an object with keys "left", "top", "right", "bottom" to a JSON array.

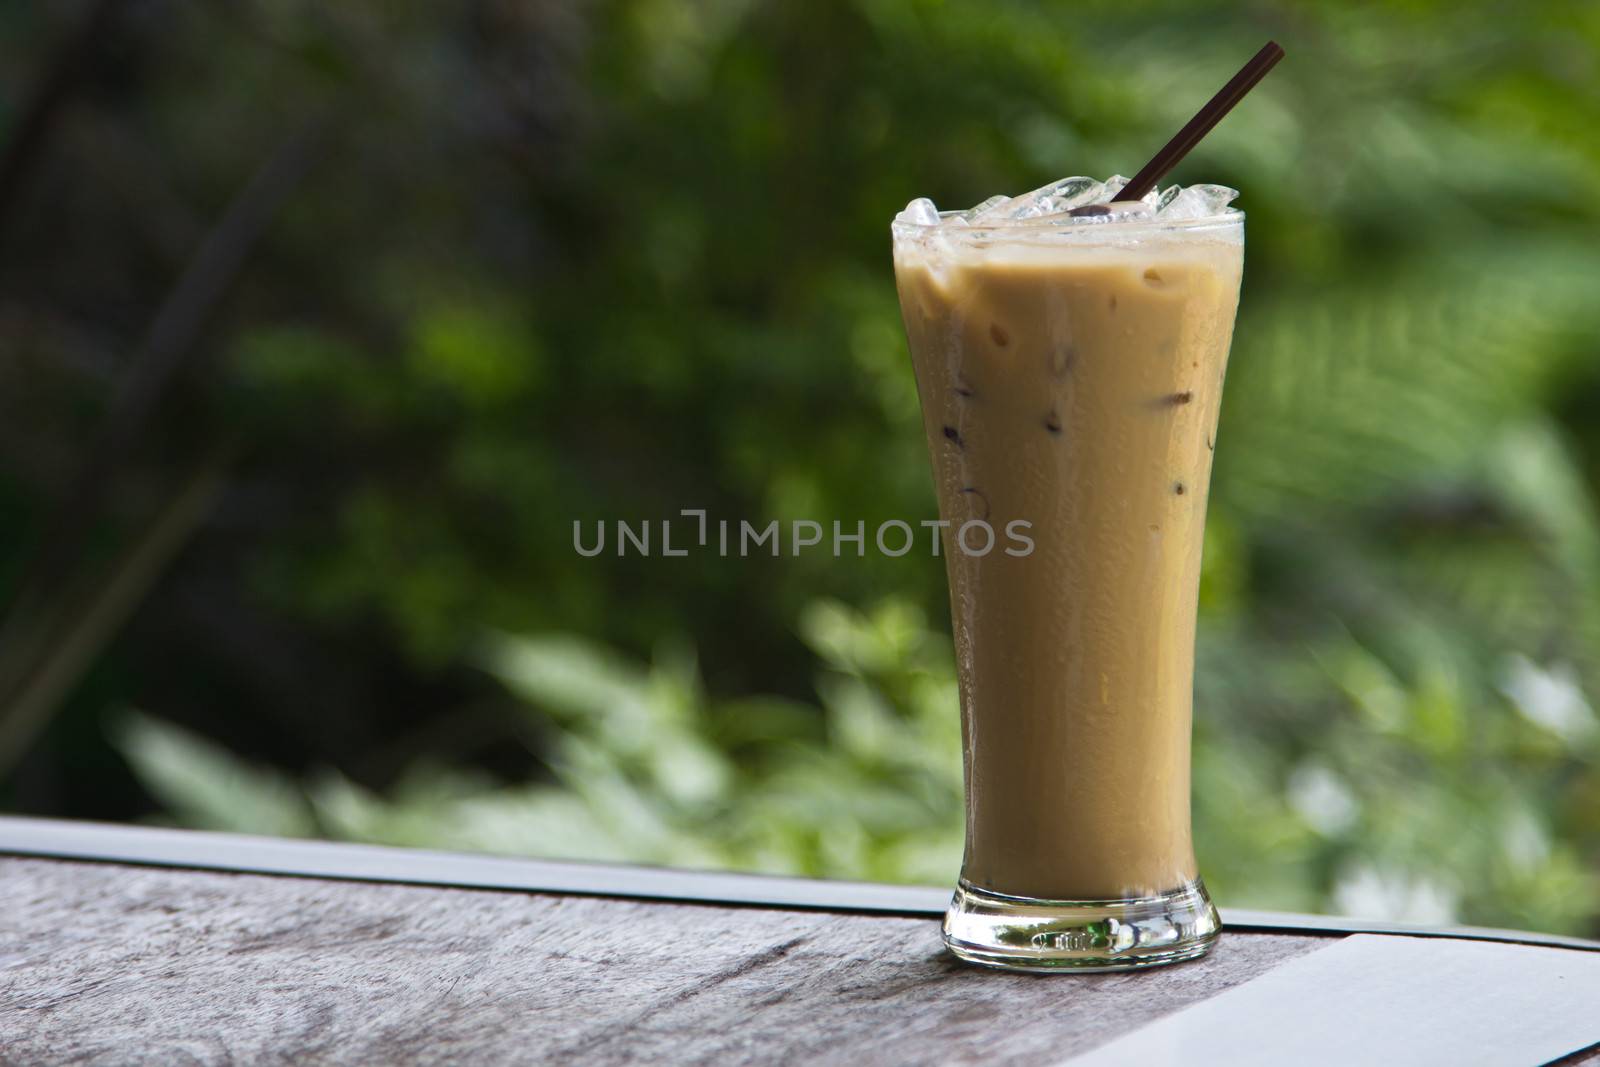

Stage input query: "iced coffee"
[{"left": 893, "top": 176, "right": 1243, "bottom": 970}]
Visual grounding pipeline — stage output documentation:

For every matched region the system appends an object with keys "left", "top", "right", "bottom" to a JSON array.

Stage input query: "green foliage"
[
  {"left": 116, "top": 711, "right": 315, "bottom": 839},
  {"left": 121, "top": 592, "right": 1600, "bottom": 934},
  {"left": 9, "top": 0, "right": 1600, "bottom": 936},
  {"left": 122, "top": 600, "right": 965, "bottom": 883}
]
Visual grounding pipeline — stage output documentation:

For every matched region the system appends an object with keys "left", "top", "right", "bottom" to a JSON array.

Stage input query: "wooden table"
[{"left": 2, "top": 818, "right": 1596, "bottom": 1065}]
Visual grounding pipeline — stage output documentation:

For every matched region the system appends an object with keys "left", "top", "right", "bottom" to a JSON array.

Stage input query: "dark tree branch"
[
  {"left": 0, "top": 117, "right": 332, "bottom": 720},
  {"left": 0, "top": 440, "right": 236, "bottom": 774}
]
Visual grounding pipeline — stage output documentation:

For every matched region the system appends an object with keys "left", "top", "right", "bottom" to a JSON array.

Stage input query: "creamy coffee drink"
[{"left": 893, "top": 176, "right": 1243, "bottom": 968}]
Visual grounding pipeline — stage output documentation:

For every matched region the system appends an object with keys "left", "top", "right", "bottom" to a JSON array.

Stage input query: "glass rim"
[{"left": 891, "top": 208, "right": 1244, "bottom": 244}]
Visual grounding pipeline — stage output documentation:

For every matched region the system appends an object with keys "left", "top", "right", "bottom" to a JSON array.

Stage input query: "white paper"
[{"left": 1065, "top": 934, "right": 1600, "bottom": 1067}]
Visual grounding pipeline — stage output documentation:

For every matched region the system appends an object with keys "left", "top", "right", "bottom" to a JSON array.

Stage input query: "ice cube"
[
  {"left": 1030, "top": 176, "right": 1103, "bottom": 214},
  {"left": 899, "top": 197, "right": 941, "bottom": 226},
  {"left": 1060, "top": 199, "right": 1155, "bottom": 225},
  {"left": 972, "top": 176, "right": 1105, "bottom": 221},
  {"left": 1105, "top": 200, "right": 1155, "bottom": 222},
  {"left": 965, "top": 194, "right": 1011, "bottom": 220},
  {"left": 1156, "top": 183, "right": 1239, "bottom": 220},
  {"left": 1070, "top": 174, "right": 1161, "bottom": 217}
]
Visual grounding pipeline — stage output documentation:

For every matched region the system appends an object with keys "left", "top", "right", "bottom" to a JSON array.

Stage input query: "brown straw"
[{"left": 1111, "top": 41, "right": 1285, "bottom": 203}]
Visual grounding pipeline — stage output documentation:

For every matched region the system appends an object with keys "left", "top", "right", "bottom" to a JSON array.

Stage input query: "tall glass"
[{"left": 892, "top": 207, "right": 1243, "bottom": 970}]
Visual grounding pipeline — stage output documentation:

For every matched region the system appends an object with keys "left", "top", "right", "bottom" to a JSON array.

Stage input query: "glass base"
[{"left": 942, "top": 878, "right": 1221, "bottom": 973}]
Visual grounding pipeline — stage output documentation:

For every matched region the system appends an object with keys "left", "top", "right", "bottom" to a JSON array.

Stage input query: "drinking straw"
[{"left": 1111, "top": 41, "right": 1285, "bottom": 203}]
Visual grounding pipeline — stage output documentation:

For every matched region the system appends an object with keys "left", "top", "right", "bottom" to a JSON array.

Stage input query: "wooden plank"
[
  {"left": 0, "top": 857, "right": 1330, "bottom": 1065},
  {"left": 4, "top": 817, "right": 1596, "bottom": 953}
]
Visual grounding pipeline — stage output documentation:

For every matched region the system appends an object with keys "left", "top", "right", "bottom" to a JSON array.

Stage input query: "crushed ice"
[{"left": 895, "top": 176, "right": 1239, "bottom": 228}]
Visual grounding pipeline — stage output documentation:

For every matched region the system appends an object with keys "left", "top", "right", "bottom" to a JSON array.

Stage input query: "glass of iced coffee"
[{"left": 892, "top": 176, "right": 1244, "bottom": 970}]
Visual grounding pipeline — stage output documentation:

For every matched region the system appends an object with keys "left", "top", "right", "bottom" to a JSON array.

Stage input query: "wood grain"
[{"left": 0, "top": 856, "right": 1329, "bottom": 1065}]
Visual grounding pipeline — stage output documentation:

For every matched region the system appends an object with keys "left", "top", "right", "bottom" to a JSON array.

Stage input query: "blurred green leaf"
[{"left": 116, "top": 712, "right": 315, "bottom": 838}]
